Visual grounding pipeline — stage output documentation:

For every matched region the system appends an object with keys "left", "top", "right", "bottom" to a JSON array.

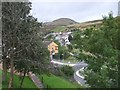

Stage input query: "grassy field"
[
  {"left": 51, "top": 26, "right": 66, "bottom": 32},
  {"left": 39, "top": 74, "right": 82, "bottom": 88},
  {"left": 2, "top": 70, "right": 37, "bottom": 88},
  {"left": 62, "top": 56, "right": 79, "bottom": 63},
  {"left": 54, "top": 55, "right": 79, "bottom": 63}
]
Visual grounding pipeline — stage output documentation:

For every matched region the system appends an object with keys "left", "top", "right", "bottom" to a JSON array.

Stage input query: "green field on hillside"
[
  {"left": 62, "top": 58, "right": 79, "bottom": 63},
  {"left": 39, "top": 74, "right": 82, "bottom": 88},
  {"left": 51, "top": 26, "right": 66, "bottom": 32}
]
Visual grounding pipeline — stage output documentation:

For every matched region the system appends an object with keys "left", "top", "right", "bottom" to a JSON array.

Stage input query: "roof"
[
  {"left": 43, "top": 41, "right": 58, "bottom": 48},
  {"left": 48, "top": 42, "right": 58, "bottom": 46}
]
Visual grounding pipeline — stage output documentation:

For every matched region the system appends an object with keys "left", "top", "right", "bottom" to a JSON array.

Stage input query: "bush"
[
  {"left": 60, "top": 65, "right": 74, "bottom": 77},
  {"left": 53, "top": 53, "right": 59, "bottom": 59},
  {"left": 63, "top": 52, "right": 70, "bottom": 59},
  {"left": 67, "top": 44, "right": 73, "bottom": 51}
]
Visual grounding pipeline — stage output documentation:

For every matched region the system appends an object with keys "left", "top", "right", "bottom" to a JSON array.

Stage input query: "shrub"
[{"left": 60, "top": 65, "right": 74, "bottom": 77}]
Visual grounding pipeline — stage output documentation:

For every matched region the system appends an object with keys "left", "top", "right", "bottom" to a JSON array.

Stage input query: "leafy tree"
[
  {"left": 54, "top": 40, "right": 70, "bottom": 60},
  {"left": 68, "top": 34, "right": 73, "bottom": 42},
  {"left": 2, "top": 1, "right": 49, "bottom": 88},
  {"left": 72, "top": 13, "right": 119, "bottom": 88},
  {"left": 2, "top": 2, "right": 32, "bottom": 88},
  {"left": 67, "top": 44, "right": 73, "bottom": 51}
]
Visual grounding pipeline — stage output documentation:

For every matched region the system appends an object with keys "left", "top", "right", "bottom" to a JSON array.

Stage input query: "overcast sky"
[{"left": 30, "top": 0, "right": 119, "bottom": 23}]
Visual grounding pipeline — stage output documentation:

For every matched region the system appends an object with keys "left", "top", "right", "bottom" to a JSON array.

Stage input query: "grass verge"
[{"left": 39, "top": 74, "right": 82, "bottom": 88}]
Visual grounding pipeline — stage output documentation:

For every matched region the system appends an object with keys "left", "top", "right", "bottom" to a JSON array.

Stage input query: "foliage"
[
  {"left": 72, "top": 13, "right": 119, "bottom": 88},
  {"left": 54, "top": 40, "right": 70, "bottom": 59},
  {"left": 2, "top": 70, "right": 37, "bottom": 88},
  {"left": 63, "top": 56, "right": 78, "bottom": 63},
  {"left": 2, "top": 1, "right": 49, "bottom": 88},
  {"left": 68, "top": 34, "right": 73, "bottom": 42},
  {"left": 52, "top": 53, "right": 59, "bottom": 59},
  {"left": 67, "top": 44, "right": 73, "bottom": 51},
  {"left": 46, "top": 34, "right": 53, "bottom": 40},
  {"left": 60, "top": 65, "right": 74, "bottom": 77}
]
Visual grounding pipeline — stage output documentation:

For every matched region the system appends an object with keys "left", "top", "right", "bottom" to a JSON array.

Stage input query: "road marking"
[{"left": 75, "top": 67, "right": 84, "bottom": 79}]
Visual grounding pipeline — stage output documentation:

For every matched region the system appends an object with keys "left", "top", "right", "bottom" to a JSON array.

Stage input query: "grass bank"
[
  {"left": 39, "top": 74, "right": 82, "bottom": 88},
  {"left": 2, "top": 70, "right": 37, "bottom": 88}
]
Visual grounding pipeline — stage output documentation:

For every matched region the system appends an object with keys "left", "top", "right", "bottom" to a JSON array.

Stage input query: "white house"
[{"left": 54, "top": 32, "right": 72, "bottom": 46}]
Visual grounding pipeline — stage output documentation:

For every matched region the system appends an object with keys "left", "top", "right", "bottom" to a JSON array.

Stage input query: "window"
[{"left": 55, "top": 46, "right": 58, "bottom": 50}]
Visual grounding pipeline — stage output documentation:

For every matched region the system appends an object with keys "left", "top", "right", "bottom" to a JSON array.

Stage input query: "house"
[
  {"left": 62, "top": 33, "right": 70, "bottom": 45},
  {"left": 48, "top": 41, "right": 58, "bottom": 55},
  {"left": 55, "top": 32, "right": 72, "bottom": 46}
]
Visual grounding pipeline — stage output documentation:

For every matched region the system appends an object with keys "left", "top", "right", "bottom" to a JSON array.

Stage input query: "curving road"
[
  {"left": 73, "top": 61, "right": 88, "bottom": 86},
  {"left": 51, "top": 60, "right": 88, "bottom": 86}
]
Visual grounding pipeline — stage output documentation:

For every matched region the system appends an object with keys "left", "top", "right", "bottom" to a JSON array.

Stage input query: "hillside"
[
  {"left": 44, "top": 18, "right": 78, "bottom": 26},
  {"left": 40, "top": 19, "right": 103, "bottom": 34},
  {"left": 67, "top": 19, "right": 103, "bottom": 30}
]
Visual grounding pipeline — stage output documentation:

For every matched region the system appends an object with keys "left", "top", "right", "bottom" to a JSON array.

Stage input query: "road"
[
  {"left": 51, "top": 60, "right": 88, "bottom": 86},
  {"left": 73, "top": 61, "right": 88, "bottom": 86}
]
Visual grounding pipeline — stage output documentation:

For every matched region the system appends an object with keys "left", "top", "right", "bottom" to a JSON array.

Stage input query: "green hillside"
[
  {"left": 39, "top": 74, "right": 82, "bottom": 88},
  {"left": 51, "top": 26, "right": 66, "bottom": 32}
]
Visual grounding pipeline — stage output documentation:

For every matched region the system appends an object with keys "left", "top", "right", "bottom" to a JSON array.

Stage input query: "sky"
[{"left": 30, "top": 0, "right": 119, "bottom": 23}]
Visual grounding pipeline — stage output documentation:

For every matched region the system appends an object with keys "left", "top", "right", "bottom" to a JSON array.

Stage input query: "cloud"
[
  {"left": 30, "top": 0, "right": 119, "bottom": 2},
  {"left": 30, "top": 1, "right": 118, "bottom": 22}
]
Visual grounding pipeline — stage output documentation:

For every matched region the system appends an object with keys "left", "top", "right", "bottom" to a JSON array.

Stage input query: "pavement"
[
  {"left": 51, "top": 60, "right": 76, "bottom": 66},
  {"left": 50, "top": 60, "right": 88, "bottom": 86},
  {"left": 29, "top": 72, "right": 44, "bottom": 89}
]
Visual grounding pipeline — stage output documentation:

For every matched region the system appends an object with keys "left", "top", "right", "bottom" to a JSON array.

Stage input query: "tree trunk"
[
  {"left": 2, "top": 59, "right": 7, "bottom": 81},
  {"left": 19, "top": 71, "right": 22, "bottom": 81},
  {"left": 20, "top": 68, "right": 27, "bottom": 88},
  {"left": 8, "top": 58, "right": 14, "bottom": 88}
]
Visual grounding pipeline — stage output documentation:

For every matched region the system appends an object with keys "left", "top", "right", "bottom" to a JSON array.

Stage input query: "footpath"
[{"left": 29, "top": 72, "right": 44, "bottom": 89}]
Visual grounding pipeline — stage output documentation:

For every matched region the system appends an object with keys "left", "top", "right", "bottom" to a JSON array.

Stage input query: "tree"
[
  {"left": 67, "top": 44, "right": 73, "bottom": 51},
  {"left": 68, "top": 34, "right": 73, "bottom": 42},
  {"left": 72, "top": 13, "right": 119, "bottom": 88},
  {"left": 2, "top": 2, "right": 32, "bottom": 88},
  {"left": 61, "top": 65, "right": 74, "bottom": 77},
  {"left": 2, "top": 1, "right": 49, "bottom": 88},
  {"left": 54, "top": 40, "right": 69, "bottom": 60}
]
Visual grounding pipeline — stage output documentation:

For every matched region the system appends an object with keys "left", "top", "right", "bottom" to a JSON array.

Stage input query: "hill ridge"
[{"left": 44, "top": 18, "right": 78, "bottom": 26}]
